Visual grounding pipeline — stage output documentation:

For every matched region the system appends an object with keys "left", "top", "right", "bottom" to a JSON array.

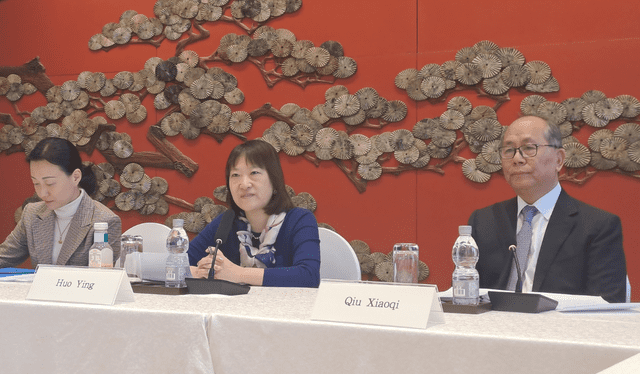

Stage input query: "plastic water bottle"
[
  {"left": 165, "top": 219, "right": 190, "bottom": 288},
  {"left": 452, "top": 225, "right": 479, "bottom": 305},
  {"left": 88, "top": 222, "right": 113, "bottom": 268}
]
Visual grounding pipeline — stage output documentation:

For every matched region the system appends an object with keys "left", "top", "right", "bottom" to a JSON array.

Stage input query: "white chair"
[
  {"left": 116, "top": 222, "right": 172, "bottom": 269},
  {"left": 318, "top": 227, "right": 361, "bottom": 281},
  {"left": 123, "top": 222, "right": 172, "bottom": 253}
]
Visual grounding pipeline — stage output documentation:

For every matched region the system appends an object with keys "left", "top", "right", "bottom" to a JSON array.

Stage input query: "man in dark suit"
[{"left": 468, "top": 116, "right": 627, "bottom": 303}]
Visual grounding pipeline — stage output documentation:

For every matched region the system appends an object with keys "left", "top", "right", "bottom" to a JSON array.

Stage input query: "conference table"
[{"left": 0, "top": 280, "right": 639, "bottom": 374}]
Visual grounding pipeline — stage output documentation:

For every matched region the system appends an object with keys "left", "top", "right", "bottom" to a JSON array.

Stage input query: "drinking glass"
[
  {"left": 133, "top": 235, "right": 143, "bottom": 252},
  {"left": 120, "top": 235, "right": 142, "bottom": 278},
  {"left": 393, "top": 243, "right": 419, "bottom": 283}
]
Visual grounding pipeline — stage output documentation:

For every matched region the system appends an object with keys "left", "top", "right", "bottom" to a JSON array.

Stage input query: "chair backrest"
[
  {"left": 123, "top": 222, "right": 172, "bottom": 253},
  {"left": 318, "top": 227, "right": 361, "bottom": 281},
  {"left": 116, "top": 222, "right": 172, "bottom": 268}
]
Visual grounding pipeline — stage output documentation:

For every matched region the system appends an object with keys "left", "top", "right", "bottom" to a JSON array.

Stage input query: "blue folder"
[{"left": 0, "top": 268, "right": 35, "bottom": 278}]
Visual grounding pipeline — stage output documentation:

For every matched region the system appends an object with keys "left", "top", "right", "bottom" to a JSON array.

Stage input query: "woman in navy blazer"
[{"left": 188, "top": 140, "right": 320, "bottom": 287}]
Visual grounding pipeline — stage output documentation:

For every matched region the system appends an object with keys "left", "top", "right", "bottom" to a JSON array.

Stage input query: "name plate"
[
  {"left": 26, "top": 265, "right": 135, "bottom": 305},
  {"left": 311, "top": 280, "right": 445, "bottom": 329}
]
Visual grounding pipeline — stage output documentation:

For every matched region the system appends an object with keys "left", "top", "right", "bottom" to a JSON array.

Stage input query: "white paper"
[{"left": 549, "top": 292, "right": 640, "bottom": 312}]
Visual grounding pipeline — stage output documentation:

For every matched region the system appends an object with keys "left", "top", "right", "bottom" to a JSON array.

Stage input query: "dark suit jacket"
[{"left": 468, "top": 189, "right": 627, "bottom": 303}]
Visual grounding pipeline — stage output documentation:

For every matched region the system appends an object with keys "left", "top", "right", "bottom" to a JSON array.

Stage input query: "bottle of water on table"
[
  {"left": 165, "top": 219, "right": 190, "bottom": 288},
  {"left": 452, "top": 225, "right": 479, "bottom": 305},
  {"left": 88, "top": 222, "right": 113, "bottom": 268}
]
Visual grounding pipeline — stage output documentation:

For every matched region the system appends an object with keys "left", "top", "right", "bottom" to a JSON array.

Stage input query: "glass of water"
[
  {"left": 120, "top": 235, "right": 142, "bottom": 278},
  {"left": 393, "top": 243, "right": 419, "bottom": 283}
]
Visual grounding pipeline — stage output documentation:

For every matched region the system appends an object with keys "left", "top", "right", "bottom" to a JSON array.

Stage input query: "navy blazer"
[{"left": 468, "top": 189, "right": 627, "bottom": 303}]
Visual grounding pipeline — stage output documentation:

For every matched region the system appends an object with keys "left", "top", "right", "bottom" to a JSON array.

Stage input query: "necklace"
[
  {"left": 251, "top": 231, "right": 261, "bottom": 240},
  {"left": 56, "top": 219, "right": 72, "bottom": 244}
]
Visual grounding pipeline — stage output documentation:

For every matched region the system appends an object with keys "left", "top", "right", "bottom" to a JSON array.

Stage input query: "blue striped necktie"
[{"left": 507, "top": 205, "right": 538, "bottom": 292}]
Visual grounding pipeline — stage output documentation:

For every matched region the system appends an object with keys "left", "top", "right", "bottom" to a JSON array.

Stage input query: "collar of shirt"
[
  {"left": 52, "top": 189, "right": 85, "bottom": 264},
  {"left": 54, "top": 189, "right": 85, "bottom": 219},
  {"left": 516, "top": 183, "right": 562, "bottom": 222}
]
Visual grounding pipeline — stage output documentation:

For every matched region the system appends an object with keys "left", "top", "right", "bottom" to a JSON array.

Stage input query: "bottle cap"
[
  {"left": 458, "top": 225, "right": 472, "bottom": 236},
  {"left": 172, "top": 219, "right": 184, "bottom": 227},
  {"left": 94, "top": 222, "right": 108, "bottom": 231}
]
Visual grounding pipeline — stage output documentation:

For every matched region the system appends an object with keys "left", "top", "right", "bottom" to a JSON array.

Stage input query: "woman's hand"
[
  {"left": 210, "top": 249, "right": 241, "bottom": 282},
  {"left": 191, "top": 247, "right": 265, "bottom": 285},
  {"left": 190, "top": 247, "right": 216, "bottom": 279}
]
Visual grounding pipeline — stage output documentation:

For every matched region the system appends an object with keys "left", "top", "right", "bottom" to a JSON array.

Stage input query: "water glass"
[
  {"left": 393, "top": 243, "right": 419, "bottom": 283},
  {"left": 121, "top": 235, "right": 143, "bottom": 278},
  {"left": 133, "top": 235, "right": 143, "bottom": 252}
]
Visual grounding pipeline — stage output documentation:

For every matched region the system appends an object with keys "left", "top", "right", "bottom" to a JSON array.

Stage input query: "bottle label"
[
  {"left": 166, "top": 268, "right": 176, "bottom": 281},
  {"left": 452, "top": 280, "right": 479, "bottom": 299},
  {"left": 88, "top": 250, "right": 101, "bottom": 267},
  {"left": 93, "top": 233, "right": 108, "bottom": 243}
]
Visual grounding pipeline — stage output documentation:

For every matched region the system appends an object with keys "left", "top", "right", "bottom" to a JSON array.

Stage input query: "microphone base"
[
  {"left": 488, "top": 291, "right": 558, "bottom": 313},
  {"left": 185, "top": 278, "right": 250, "bottom": 296}
]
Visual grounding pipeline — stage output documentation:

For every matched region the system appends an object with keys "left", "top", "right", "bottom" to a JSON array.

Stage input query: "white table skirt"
[
  {"left": 1, "top": 283, "right": 639, "bottom": 374},
  {"left": 203, "top": 288, "right": 640, "bottom": 374},
  {"left": 0, "top": 283, "right": 214, "bottom": 374}
]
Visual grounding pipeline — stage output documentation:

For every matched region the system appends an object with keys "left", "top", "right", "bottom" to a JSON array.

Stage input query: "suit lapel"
[
  {"left": 496, "top": 198, "right": 518, "bottom": 288},
  {"left": 33, "top": 205, "right": 55, "bottom": 265},
  {"left": 532, "top": 189, "right": 577, "bottom": 291},
  {"left": 57, "top": 193, "right": 94, "bottom": 265}
]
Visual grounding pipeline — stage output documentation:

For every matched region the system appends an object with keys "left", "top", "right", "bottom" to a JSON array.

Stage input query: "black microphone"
[
  {"left": 207, "top": 239, "right": 223, "bottom": 280},
  {"left": 186, "top": 209, "right": 250, "bottom": 296},
  {"left": 207, "top": 209, "right": 235, "bottom": 280},
  {"left": 487, "top": 245, "right": 559, "bottom": 313},
  {"left": 508, "top": 244, "right": 524, "bottom": 293}
]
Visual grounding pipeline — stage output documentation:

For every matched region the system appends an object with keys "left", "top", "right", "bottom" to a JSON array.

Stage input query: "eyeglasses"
[{"left": 499, "top": 144, "right": 559, "bottom": 159}]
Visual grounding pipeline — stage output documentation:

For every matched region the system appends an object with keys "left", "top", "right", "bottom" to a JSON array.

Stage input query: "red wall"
[{"left": 1, "top": 0, "right": 639, "bottom": 300}]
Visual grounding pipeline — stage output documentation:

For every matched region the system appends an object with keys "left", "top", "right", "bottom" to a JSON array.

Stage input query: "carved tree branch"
[
  {"left": 219, "top": 15, "right": 253, "bottom": 34},
  {"left": 175, "top": 21, "right": 211, "bottom": 57},
  {"left": 332, "top": 159, "right": 367, "bottom": 193},
  {"left": 100, "top": 149, "right": 175, "bottom": 174},
  {"left": 559, "top": 167, "right": 598, "bottom": 185},
  {"left": 0, "top": 57, "right": 55, "bottom": 95},
  {"left": 201, "top": 128, "right": 247, "bottom": 143},
  {"left": 12, "top": 103, "right": 30, "bottom": 119},
  {"left": 163, "top": 194, "right": 195, "bottom": 211},
  {"left": 146, "top": 125, "right": 199, "bottom": 177},
  {"left": 419, "top": 84, "right": 511, "bottom": 110},
  {"left": 612, "top": 169, "right": 640, "bottom": 180},
  {"left": 248, "top": 102, "right": 299, "bottom": 128},
  {"left": 76, "top": 122, "right": 117, "bottom": 155},
  {"left": 355, "top": 118, "right": 392, "bottom": 131},
  {"left": 200, "top": 51, "right": 232, "bottom": 66},
  {"left": 302, "top": 152, "right": 321, "bottom": 167},
  {"left": 0, "top": 113, "right": 19, "bottom": 127},
  {"left": 380, "top": 137, "right": 467, "bottom": 178},
  {"left": 433, "top": 137, "right": 468, "bottom": 167}
]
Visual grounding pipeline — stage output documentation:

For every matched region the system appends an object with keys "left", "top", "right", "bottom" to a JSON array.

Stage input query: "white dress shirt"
[
  {"left": 516, "top": 183, "right": 562, "bottom": 293},
  {"left": 52, "top": 189, "right": 84, "bottom": 264}
]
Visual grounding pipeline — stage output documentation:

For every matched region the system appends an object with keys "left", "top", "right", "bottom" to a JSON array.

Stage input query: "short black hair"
[{"left": 225, "top": 140, "right": 294, "bottom": 216}]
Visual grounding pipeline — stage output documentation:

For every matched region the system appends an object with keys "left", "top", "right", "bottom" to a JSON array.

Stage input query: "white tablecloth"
[{"left": 0, "top": 283, "right": 639, "bottom": 374}]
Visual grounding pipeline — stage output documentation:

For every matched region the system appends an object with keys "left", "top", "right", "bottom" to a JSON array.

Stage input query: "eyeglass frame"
[{"left": 499, "top": 144, "right": 561, "bottom": 159}]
